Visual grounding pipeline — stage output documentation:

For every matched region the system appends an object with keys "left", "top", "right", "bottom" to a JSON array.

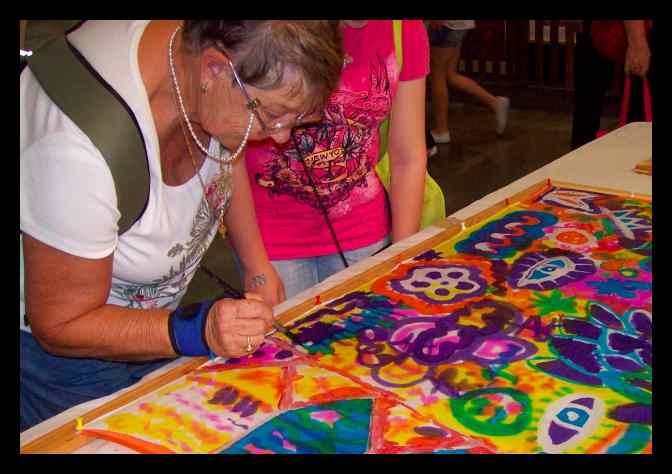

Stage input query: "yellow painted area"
[
  {"left": 86, "top": 364, "right": 286, "bottom": 453},
  {"left": 292, "top": 365, "right": 371, "bottom": 403},
  {"left": 382, "top": 404, "right": 434, "bottom": 445}
]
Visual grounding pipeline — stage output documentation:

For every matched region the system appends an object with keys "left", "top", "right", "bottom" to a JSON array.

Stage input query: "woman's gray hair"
[{"left": 182, "top": 21, "right": 343, "bottom": 111}]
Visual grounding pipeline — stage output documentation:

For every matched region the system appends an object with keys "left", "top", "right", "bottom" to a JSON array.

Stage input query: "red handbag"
[
  {"left": 591, "top": 20, "right": 652, "bottom": 63},
  {"left": 597, "top": 75, "right": 652, "bottom": 138}
]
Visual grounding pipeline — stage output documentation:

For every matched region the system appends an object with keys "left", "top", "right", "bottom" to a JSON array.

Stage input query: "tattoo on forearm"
[{"left": 249, "top": 273, "right": 267, "bottom": 290}]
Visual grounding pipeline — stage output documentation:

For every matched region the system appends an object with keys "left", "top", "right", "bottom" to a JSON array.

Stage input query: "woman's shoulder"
[
  {"left": 21, "top": 70, "right": 110, "bottom": 168},
  {"left": 20, "top": 127, "right": 119, "bottom": 260},
  {"left": 399, "top": 21, "right": 430, "bottom": 80},
  {"left": 401, "top": 20, "right": 429, "bottom": 45},
  {"left": 67, "top": 20, "right": 157, "bottom": 139}
]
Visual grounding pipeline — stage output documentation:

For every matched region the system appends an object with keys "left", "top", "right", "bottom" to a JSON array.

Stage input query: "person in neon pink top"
[{"left": 242, "top": 20, "right": 430, "bottom": 298}]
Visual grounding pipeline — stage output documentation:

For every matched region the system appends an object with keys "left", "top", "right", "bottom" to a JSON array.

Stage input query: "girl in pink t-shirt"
[{"left": 242, "top": 20, "right": 430, "bottom": 298}]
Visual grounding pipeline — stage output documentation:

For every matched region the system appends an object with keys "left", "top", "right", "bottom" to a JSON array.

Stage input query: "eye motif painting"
[
  {"left": 508, "top": 251, "right": 597, "bottom": 290},
  {"left": 538, "top": 394, "right": 605, "bottom": 454}
]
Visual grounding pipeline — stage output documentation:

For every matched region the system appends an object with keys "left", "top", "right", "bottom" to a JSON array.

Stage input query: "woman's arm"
[
  {"left": 23, "top": 233, "right": 274, "bottom": 361},
  {"left": 223, "top": 157, "right": 286, "bottom": 305},
  {"left": 387, "top": 77, "right": 428, "bottom": 242},
  {"left": 623, "top": 20, "right": 651, "bottom": 77},
  {"left": 23, "top": 233, "right": 175, "bottom": 360}
]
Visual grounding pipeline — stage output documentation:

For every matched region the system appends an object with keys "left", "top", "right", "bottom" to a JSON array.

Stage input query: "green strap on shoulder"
[
  {"left": 25, "top": 21, "right": 149, "bottom": 235},
  {"left": 393, "top": 19, "right": 403, "bottom": 68}
]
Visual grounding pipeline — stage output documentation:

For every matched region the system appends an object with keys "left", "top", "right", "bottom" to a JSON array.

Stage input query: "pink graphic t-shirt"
[{"left": 245, "top": 20, "right": 430, "bottom": 260}]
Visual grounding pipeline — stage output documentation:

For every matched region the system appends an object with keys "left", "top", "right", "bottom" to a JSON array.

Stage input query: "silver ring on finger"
[{"left": 246, "top": 336, "right": 253, "bottom": 353}]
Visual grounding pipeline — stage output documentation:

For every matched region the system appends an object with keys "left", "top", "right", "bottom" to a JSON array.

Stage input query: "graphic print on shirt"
[
  {"left": 255, "top": 55, "right": 392, "bottom": 215},
  {"left": 110, "top": 170, "right": 232, "bottom": 309}
]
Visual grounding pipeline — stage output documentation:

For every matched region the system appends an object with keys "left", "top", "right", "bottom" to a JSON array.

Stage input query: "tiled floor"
[
  {"left": 182, "top": 96, "right": 620, "bottom": 305},
  {"left": 428, "top": 102, "right": 574, "bottom": 215}
]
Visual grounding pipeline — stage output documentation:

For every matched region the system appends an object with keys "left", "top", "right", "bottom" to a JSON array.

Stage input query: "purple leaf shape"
[
  {"left": 608, "top": 333, "right": 649, "bottom": 354},
  {"left": 630, "top": 310, "right": 652, "bottom": 339},
  {"left": 589, "top": 304, "right": 624, "bottom": 330},
  {"left": 562, "top": 318, "right": 601, "bottom": 340},
  {"left": 637, "top": 348, "right": 652, "bottom": 367},
  {"left": 551, "top": 337, "right": 602, "bottom": 373},
  {"left": 534, "top": 360, "right": 602, "bottom": 386},
  {"left": 608, "top": 403, "right": 652, "bottom": 425},
  {"left": 604, "top": 355, "right": 643, "bottom": 373}
]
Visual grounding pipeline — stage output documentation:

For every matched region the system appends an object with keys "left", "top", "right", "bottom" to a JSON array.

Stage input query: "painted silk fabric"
[{"left": 83, "top": 187, "right": 652, "bottom": 454}]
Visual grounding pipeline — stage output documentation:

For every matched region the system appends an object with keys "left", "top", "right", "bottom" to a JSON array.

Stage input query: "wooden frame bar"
[{"left": 634, "top": 159, "right": 652, "bottom": 176}]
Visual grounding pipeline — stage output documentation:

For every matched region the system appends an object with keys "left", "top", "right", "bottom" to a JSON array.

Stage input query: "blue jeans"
[
  {"left": 270, "top": 237, "right": 391, "bottom": 299},
  {"left": 20, "top": 330, "right": 172, "bottom": 432},
  {"left": 233, "top": 237, "right": 391, "bottom": 300},
  {"left": 428, "top": 27, "right": 469, "bottom": 48}
]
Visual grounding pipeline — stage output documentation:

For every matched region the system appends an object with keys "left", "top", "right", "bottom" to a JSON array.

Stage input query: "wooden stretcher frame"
[
  {"left": 20, "top": 178, "right": 652, "bottom": 454},
  {"left": 634, "top": 158, "right": 652, "bottom": 176}
]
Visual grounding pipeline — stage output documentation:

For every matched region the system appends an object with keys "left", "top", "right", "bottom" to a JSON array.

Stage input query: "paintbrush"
[
  {"left": 266, "top": 320, "right": 293, "bottom": 338},
  {"left": 200, "top": 265, "right": 291, "bottom": 338}
]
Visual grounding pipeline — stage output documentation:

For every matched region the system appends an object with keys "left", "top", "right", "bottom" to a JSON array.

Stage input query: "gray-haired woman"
[{"left": 20, "top": 20, "right": 343, "bottom": 431}]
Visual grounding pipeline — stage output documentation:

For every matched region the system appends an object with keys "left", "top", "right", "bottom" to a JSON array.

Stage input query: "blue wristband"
[{"left": 168, "top": 300, "right": 215, "bottom": 356}]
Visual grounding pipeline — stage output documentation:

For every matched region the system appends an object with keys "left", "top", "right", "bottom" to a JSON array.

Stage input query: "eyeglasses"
[{"left": 227, "top": 60, "right": 323, "bottom": 133}]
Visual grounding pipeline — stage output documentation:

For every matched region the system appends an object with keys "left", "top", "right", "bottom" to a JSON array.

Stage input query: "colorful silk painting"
[{"left": 83, "top": 185, "right": 652, "bottom": 454}]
